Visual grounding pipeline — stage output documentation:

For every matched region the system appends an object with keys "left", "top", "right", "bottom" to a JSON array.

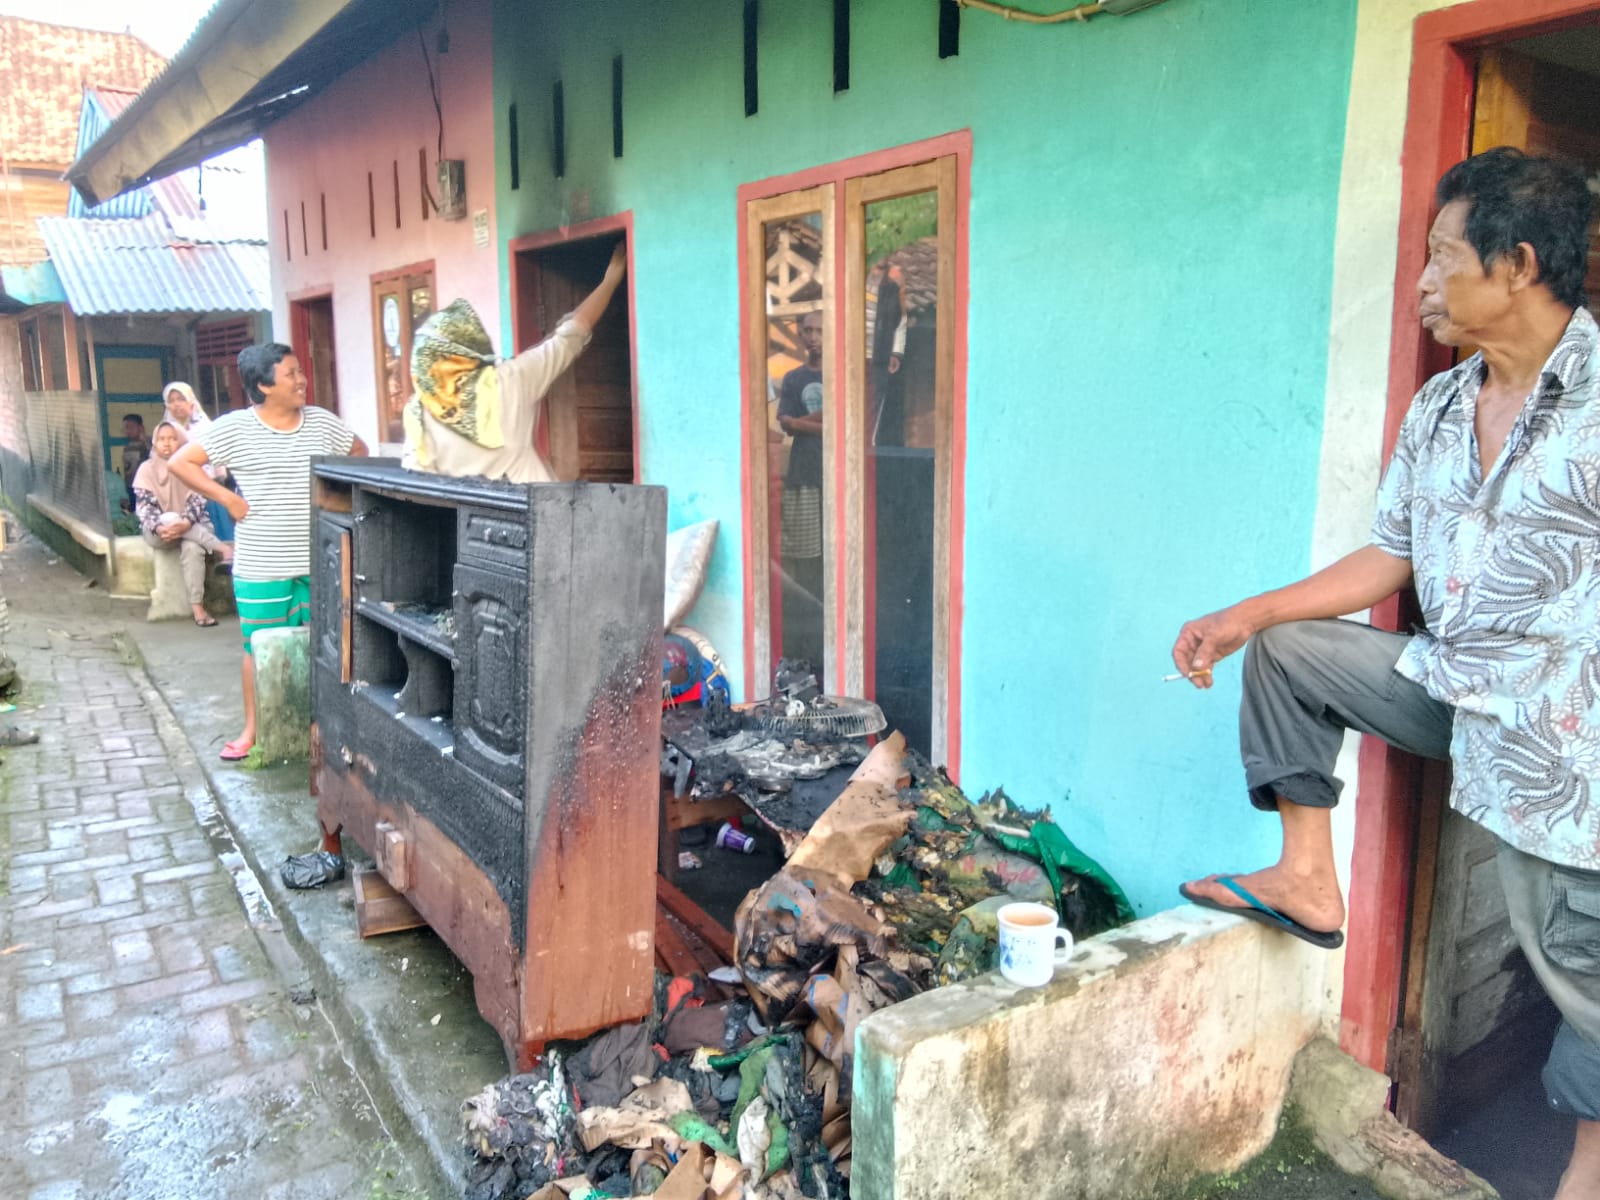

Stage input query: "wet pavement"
[{"left": 0, "top": 534, "right": 429, "bottom": 1199}]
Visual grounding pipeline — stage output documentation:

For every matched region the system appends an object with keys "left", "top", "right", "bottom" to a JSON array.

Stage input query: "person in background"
[
  {"left": 402, "top": 241, "right": 627, "bottom": 483},
  {"left": 163, "top": 380, "right": 210, "bottom": 439},
  {"left": 163, "top": 380, "right": 236, "bottom": 543},
  {"left": 868, "top": 260, "right": 907, "bottom": 447},
  {"left": 168, "top": 344, "right": 366, "bottom": 762},
  {"left": 776, "top": 310, "right": 826, "bottom": 673},
  {"left": 1171, "top": 148, "right": 1600, "bottom": 1199},
  {"left": 133, "top": 421, "right": 231, "bottom": 627},
  {"left": 119, "top": 413, "right": 150, "bottom": 508}
]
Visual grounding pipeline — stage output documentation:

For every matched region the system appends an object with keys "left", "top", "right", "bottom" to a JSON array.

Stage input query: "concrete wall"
[
  {"left": 492, "top": 0, "right": 1359, "bottom": 919},
  {"left": 854, "top": 910, "right": 1326, "bottom": 1200},
  {"left": 1304, "top": 0, "right": 1476, "bottom": 1016},
  {"left": 262, "top": 0, "right": 501, "bottom": 449}
]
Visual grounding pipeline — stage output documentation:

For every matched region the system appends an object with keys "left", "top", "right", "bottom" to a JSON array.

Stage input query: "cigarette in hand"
[{"left": 1162, "top": 668, "right": 1213, "bottom": 682}]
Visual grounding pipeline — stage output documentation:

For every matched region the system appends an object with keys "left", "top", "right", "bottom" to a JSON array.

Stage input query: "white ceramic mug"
[{"left": 997, "top": 901, "right": 1074, "bottom": 987}]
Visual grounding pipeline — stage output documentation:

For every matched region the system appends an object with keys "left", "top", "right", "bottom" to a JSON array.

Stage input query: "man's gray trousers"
[{"left": 1240, "top": 618, "right": 1600, "bottom": 1121}]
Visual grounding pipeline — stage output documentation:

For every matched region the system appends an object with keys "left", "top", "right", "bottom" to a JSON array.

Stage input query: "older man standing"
[{"left": 1172, "top": 148, "right": 1600, "bottom": 1198}]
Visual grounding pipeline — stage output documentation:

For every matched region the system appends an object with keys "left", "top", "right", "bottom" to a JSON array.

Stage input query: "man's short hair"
[
  {"left": 1435, "top": 147, "right": 1594, "bottom": 309},
  {"left": 237, "top": 343, "right": 294, "bottom": 406},
  {"left": 123, "top": 413, "right": 144, "bottom": 428}
]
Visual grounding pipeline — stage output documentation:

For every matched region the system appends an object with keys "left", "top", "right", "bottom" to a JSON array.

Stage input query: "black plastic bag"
[{"left": 280, "top": 851, "right": 344, "bottom": 889}]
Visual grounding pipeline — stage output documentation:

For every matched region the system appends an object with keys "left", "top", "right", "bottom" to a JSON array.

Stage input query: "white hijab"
[
  {"left": 163, "top": 381, "right": 224, "bottom": 479},
  {"left": 163, "top": 381, "right": 210, "bottom": 437}
]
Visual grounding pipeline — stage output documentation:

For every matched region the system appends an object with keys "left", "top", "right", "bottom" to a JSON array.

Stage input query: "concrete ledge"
[
  {"left": 143, "top": 541, "right": 237, "bottom": 620},
  {"left": 1289, "top": 1039, "right": 1496, "bottom": 1200},
  {"left": 111, "top": 535, "right": 153, "bottom": 598},
  {"left": 253, "top": 626, "right": 311, "bottom": 763},
  {"left": 853, "top": 907, "right": 1328, "bottom": 1200},
  {"left": 27, "top": 492, "right": 111, "bottom": 557}
]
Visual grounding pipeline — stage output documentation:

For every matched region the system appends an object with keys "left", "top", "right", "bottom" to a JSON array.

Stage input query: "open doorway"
[
  {"left": 290, "top": 294, "right": 340, "bottom": 414},
  {"left": 510, "top": 222, "right": 637, "bottom": 484},
  {"left": 1378, "top": 13, "right": 1600, "bottom": 1199}
]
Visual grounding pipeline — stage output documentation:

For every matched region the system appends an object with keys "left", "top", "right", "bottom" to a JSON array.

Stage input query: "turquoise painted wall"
[{"left": 493, "top": 0, "right": 1358, "bottom": 916}]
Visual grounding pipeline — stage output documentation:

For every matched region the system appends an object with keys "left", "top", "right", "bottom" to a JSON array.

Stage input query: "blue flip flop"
[{"left": 1178, "top": 875, "right": 1344, "bottom": 950}]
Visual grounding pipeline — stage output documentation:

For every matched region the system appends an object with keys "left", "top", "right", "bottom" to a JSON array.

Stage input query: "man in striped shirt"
[{"left": 169, "top": 343, "right": 367, "bottom": 760}]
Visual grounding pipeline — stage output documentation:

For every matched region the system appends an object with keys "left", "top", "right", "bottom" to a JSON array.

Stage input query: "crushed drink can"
[{"left": 716, "top": 822, "right": 755, "bottom": 854}]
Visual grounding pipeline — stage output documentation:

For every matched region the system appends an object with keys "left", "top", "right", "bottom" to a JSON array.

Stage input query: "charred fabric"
[{"left": 462, "top": 700, "right": 1133, "bottom": 1200}]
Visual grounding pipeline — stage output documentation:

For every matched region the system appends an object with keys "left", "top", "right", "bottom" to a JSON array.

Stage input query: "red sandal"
[{"left": 219, "top": 738, "right": 254, "bottom": 762}]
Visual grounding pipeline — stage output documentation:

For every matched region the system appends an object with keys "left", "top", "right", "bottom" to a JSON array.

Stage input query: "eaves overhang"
[{"left": 66, "top": 0, "right": 436, "bottom": 207}]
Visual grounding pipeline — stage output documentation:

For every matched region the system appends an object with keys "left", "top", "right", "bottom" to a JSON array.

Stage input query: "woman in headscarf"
[
  {"left": 403, "top": 241, "right": 627, "bottom": 482},
  {"left": 133, "top": 421, "right": 232, "bottom": 626},
  {"left": 163, "top": 381, "right": 210, "bottom": 440},
  {"left": 162, "top": 381, "right": 236, "bottom": 543}
]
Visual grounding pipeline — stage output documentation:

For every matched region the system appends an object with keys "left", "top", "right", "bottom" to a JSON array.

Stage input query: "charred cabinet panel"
[
  {"left": 309, "top": 461, "right": 665, "bottom": 1068},
  {"left": 313, "top": 514, "right": 353, "bottom": 679},
  {"left": 454, "top": 563, "right": 528, "bottom": 796},
  {"left": 459, "top": 506, "right": 530, "bottom": 571}
]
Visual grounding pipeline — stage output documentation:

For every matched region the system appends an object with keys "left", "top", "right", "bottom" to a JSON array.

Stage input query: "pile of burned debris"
[{"left": 463, "top": 732, "right": 1132, "bottom": 1200}]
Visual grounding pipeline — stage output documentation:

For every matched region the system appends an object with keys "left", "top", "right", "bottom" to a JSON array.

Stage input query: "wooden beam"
[
  {"left": 82, "top": 318, "right": 98, "bottom": 391},
  {"left": 657, "top": 875, "right": 735, "bottom": 963},
  {"left": 60, "top": 308, "right": 81, "bottom": 391},
  {"left": 655, "top": 911, "right": 702, "bottom": 979}
]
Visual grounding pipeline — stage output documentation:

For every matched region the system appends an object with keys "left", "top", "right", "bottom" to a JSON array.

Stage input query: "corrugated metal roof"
[
  {"left": 36, "top": 214, "right": 268, "bottom": 316},
  {"left": 70, "top": 88, "right": 207, "bottom": 222}
]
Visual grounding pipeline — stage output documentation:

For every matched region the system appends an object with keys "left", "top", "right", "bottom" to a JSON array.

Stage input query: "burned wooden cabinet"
[{"left": 310, "top": 461, "right": 666, "bottom": 1068}]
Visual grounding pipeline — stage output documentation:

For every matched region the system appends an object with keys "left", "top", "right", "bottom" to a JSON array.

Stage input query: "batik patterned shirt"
[{"left": 1371, "top": 307, "right": 1600, "bottom": 869}]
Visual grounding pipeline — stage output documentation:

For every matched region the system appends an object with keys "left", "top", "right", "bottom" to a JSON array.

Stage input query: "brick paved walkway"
[{"left": 0, "top": 538, "right": 424, "bottom": 1200}]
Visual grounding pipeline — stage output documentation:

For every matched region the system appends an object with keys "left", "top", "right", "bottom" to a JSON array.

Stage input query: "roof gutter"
[{"left": 66, "top": 0, "right": 356, "bottom": 207}]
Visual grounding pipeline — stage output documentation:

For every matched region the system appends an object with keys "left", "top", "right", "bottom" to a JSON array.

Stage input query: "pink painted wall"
[{"left": 263, "top": 0, "right": 500, "bottom": 447}]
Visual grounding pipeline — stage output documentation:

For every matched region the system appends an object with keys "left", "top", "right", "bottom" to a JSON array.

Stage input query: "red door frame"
[
  {"left": 506, "top": 212, "right": 640, "bottom": 483},
  {"left": 1340, "top": 0, "right": 1600, "bottom": 1075},
  {"left": 736, "top": 131, "right": 971, "bottom": 779}
]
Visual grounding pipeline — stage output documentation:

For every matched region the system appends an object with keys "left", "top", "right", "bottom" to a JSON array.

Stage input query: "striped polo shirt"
[{"left": 201, "top": 406, "right": 355, "bottom": 581}]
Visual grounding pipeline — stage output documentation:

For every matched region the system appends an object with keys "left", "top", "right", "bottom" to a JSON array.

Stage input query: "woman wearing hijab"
[
  {"left": 403, "top": 242, "right": 627, "bottom": 482},
  {"left": 163, "top": 381, "right": 210, "bottom": 439},
  {"left": 163, "top": 381, "right": 236, "bottom": 542},
  {"left": 133, "top": 421, "right": 233, "bottom": 626}
]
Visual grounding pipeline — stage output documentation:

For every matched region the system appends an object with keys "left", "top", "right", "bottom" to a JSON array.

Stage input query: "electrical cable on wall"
[
  {"left": 953, "top": 0, "right": 1170, "bottom": 23},
  {"left": 417, "top": 17, "right": 446, "bottom": 212}
]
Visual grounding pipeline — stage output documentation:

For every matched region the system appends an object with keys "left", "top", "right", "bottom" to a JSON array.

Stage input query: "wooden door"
[
  {"left": 1397, "top": 41, "right": 1599, "bottom": 1136},
  {"left": 293, "top": 296, "right": 340, "bottom": 414},
  {"left": 523, "top": 237, "right": 635, "bottom": 483},
  {"left": 96, "top": 345, "right": 168, "bottom": 471},
  {"left": 843, "top": 158, "right": 958, "bottom": 758},
  {"left": 371, "top": 269, "right": 435, "bottom": 444}
]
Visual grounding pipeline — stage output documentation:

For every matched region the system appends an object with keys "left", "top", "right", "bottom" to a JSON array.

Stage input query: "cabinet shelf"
[
  {"left": 356, "top": 599, "right": 457, "bottom": 662},
  {"left": 359, "top": 683, "right": 456, "bottom": 755}
]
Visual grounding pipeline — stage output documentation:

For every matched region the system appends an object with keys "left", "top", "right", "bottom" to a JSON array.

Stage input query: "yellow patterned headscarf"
[{"left": 404, "top": 299, "right": 505, "bottom": 468}]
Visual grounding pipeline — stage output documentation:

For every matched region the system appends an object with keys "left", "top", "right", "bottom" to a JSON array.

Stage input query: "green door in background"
[{"left": 97, "top": 345, "right": 170, "bottom": 473}]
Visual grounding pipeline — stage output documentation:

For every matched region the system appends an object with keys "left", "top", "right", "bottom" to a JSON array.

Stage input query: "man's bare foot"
[{"left": 1182, "top": 865, "right": 1346, "bottom": 934}]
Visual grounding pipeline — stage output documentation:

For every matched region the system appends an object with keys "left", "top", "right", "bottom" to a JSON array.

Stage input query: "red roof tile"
[{"left": 0, "top": 18, "right": 166, "bottom": 166}]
